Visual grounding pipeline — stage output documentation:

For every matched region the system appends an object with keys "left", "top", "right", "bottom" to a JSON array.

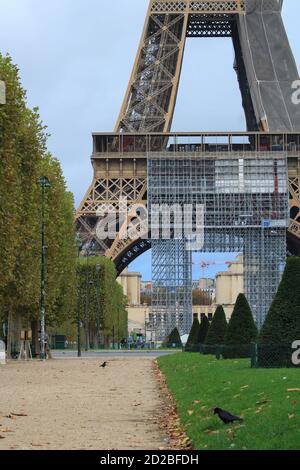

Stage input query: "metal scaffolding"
[
  {"left": 149, "top": 149, "right": 289, "bottom": 339},
  {"left": 151, "top": 239, "right": 192, "bottom": 341}
]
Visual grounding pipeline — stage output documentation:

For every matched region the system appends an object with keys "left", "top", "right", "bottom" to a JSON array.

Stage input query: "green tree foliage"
[
  {"left": 198, "top": 315, "right": 210, "bottom": 344},
  {"left": 205, "top": 305, "right": 228, "bottom": 345},
  {"left": 192, "top": 289, "right": 212, "bottom": 306},
  {"left": 77, "top": 257, "right": 128, "bottom": 348},
  {"left": 163, "top": 328, "right": 182, "bottom": 349},
  {"left": 224, "top": 294, "right": 258, "bottom": 358},
  {"left": 186, "top": 317, "right": 200, "bottom": 347},
  {"left": 259, "top": 257, "right": 300, "bottom": 344},
  {"left": 0, "top": 54, "right": 77, "bottom": 354}
]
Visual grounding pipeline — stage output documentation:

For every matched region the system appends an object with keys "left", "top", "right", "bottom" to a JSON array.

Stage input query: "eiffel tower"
[{"left": 76, "top": 0, "right": 300, "bottom": 335}]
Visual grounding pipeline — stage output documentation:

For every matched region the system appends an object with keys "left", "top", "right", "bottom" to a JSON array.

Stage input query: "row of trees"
[
  {"left": 0, "top": 54, "right": 78, "bottom": 356},
  {"left": 184, "top": 256, "right": 300, "bottom": 358},
  {"left": 0, "top": 54, "right": 129, "bottom": 355},
  {"left": 77, "top": 257, "right": 128, "bottom": 348},
  {"left": 185, "top": 294, "right": 257, "bottom": 356}
]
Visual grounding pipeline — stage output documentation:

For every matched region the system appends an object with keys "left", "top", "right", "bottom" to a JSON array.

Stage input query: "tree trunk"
[
  {"left": 31, "top": 320, "right": 40, "bottom": 358},
  {"left": 7, "top": 307, "right": 22, "bottom": 359}
]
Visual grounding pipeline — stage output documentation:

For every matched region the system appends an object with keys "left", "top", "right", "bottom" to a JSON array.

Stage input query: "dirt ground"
[{"left": 0, "top": 358, "right": 170, "bottom": 450}]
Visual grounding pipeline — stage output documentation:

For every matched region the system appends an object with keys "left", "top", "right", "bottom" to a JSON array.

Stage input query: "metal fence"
[{"left": 185, "top": 342, "right": 300, "bottom": 368}]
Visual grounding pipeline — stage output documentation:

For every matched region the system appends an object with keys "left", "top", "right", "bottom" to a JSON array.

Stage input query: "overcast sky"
[{"left": 0, "top": 0, "right": 299, "bottom": 279}]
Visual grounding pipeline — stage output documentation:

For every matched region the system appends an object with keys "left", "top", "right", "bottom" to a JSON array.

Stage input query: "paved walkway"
[{"left": 0, "top": 358, "right": 169, "bottom": 450}]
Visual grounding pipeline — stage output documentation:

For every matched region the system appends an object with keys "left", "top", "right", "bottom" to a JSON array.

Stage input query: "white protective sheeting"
[{"left": 238, "top": 0, "right": 300, "bottom": 131}]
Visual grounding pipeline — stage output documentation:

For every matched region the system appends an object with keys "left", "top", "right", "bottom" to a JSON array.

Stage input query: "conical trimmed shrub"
[
  {"left": 164, "top": 327, "right": 182, "bottom": 348},
  {"left": 205, "top": 305, "right": 227, "bottom": 345},
  {"left": 186, "top": 317, "right": 201, "bottom": 352},
  {"left": 260, "top": 257, "right": 300, "bottom": 344},
  {"left": 198, "top": 315, "right": 210, "bottom": 344},
  {"left": 186, "top": 318, "right": 200, "bottom": 346},
  {"left": 224, "top": 294, "right": 258, "bottom": 358}
]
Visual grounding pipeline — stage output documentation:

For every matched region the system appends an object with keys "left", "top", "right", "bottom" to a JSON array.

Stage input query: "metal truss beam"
[{"left": 187, "top": 15, "right": 233, "bottom": 37}]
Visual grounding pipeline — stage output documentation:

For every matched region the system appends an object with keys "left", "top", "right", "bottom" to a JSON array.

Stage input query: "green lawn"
[{"left": 158, "top": 353, "right": 300, "bottom": 450}]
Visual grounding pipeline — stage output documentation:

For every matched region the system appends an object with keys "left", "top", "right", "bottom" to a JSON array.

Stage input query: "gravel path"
[{"left": 0, "top": 358, "right": 169, "bottom": 450}]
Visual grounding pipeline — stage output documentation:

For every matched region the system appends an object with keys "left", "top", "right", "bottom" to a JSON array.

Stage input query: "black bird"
[
  {"left": 213, "top": 408, "right": 243, "bottom": 424},
  {"left": 100, "top": 362, "right": 108, "bottom": 368}
]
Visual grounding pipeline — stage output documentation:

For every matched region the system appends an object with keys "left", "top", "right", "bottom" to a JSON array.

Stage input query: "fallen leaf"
[
  {"left": 287, "top": 389, "right": 300, "bottom": 393},
  {"left": 204, "top": 429, "right": 219, "bottom": 435},
  {"left": 256, "top": 400, "right": 272, "bottom": 405},
  {"left": 288, "top": 414, "right": 295, "bottom": 419},
  {"left": 187, "top": 410, "right": 194, "bottom": 416},
  {"left": 255, "top": 408, "right": 263, "bottom": 413},
  {"left": 193, "top": 400, "right": 201, "bottom": 404},
  {"left": 181, "top": 437, "right": 191, "bottom": 444},
  {"left": 240, "top": 385, "right": 249, "bottom": 390}
]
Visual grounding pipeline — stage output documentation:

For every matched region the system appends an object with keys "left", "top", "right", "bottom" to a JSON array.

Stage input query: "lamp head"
[{"left": 39, "top": 176, "right": 51, "bottom": 188}]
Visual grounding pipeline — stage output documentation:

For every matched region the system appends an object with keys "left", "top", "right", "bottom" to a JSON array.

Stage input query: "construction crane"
[{"left": 193, "top": 259, "right": 240, "bottom": 280}]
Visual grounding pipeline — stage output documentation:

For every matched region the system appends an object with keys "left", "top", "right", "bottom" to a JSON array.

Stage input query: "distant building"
[
  {"left": 117, "top": 270, "right": 151, "bottom": 338},
  {"left": 117, "top": 268, "right": 141, "bottom": 306},
  {"left": 141, "top": 281, "right": 152, "bottom": 295},
  {"left": 193, "top": 255, "right": 244, "bottom": 322},
  {"left": 215, "top": 255, "right": 244, "bottom": 317},
  {"left": 198, "top": 278, "right": 215, "bottom": 291},
  {"left": 119, "top": 255, "right": 244, "bottom": 336}
]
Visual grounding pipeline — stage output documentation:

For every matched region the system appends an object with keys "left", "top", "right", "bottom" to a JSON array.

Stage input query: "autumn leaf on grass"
[
  {"left": 203, "top": 428, "right": 219, "bottom": 435},
  {"left": 240, "top": 385, "right": 249, "bottom": 390},
  {"left": 288, "top": 414, "right": 295, "bottom": 420},
  {"left": 255, "top": 407, "right": 263, "bottom": 414},
  {"left": 287, "top": 389, "right": 300, "bottom": 393},
  {"left": 256, "top": 400, "right": 272, "bottom": 405},
  {"left": 181, "top": 437, "right": 192, "bottom": 446},
  {"left": 193, "top": 400, "right": 201, "bottom": 405},
  {"left": 187, "top": 410, "right": 194, "bottom": 417},
  {"left": 226, "top": 428, "right": 236, "bottom": 439}
]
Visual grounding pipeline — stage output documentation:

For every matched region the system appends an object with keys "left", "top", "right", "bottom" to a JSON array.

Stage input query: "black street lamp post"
[
  {"left": 95, "top": 264, "right": 102, "bottom": 348},
  {"left": 76, "top": 236, "right": 82, "bottom": 358},
  {"left": 39, "top": 176, "right": 51, "bottom": 361}
]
